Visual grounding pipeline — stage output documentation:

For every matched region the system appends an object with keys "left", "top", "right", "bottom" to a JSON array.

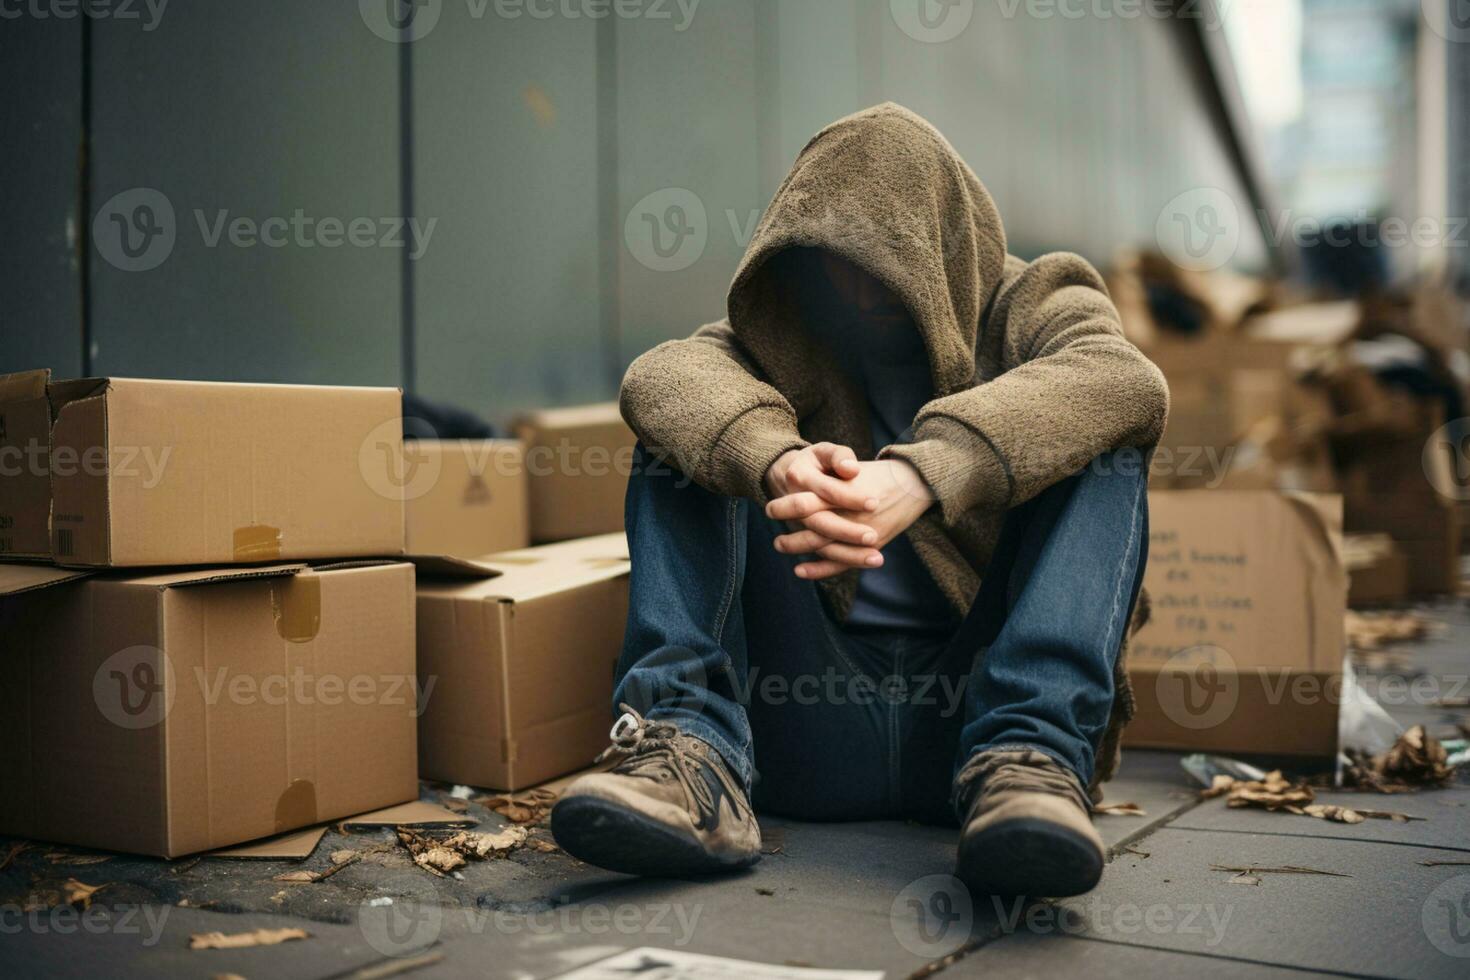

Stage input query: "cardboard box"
[
  {"left": 1126, "top": 491, "right": 1347, "bottom": 757},
  {"left": 1339, "top": 404, "right": 1462, "bottom": 595},
  {"left": 404, "top": 439, "right": 529, "bottom": 559},
  {"left": 0, "top": 561, "right": 419, "bottom": 857},
  {"left": 0, "top": 369, "right": 54, "bottom": 559},
  {"left": 47, "top": 377, "right": 405, "bottom": 567},
  {"left": 1145, "top": 337, "right": 1331, "bottom": 492},
  {"left": 1344, "top": 533, "right": 1410, "bottom": 606},
  {"left": 514, "top": 403, "right": 635, "bottom": 543},
  {"left": 415, "top": 533, "right": 631, "bottom": 790}
]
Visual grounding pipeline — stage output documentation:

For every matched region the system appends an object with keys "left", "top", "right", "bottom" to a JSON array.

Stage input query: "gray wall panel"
[
  {"left": 411, "top": 6, "right": 603, "bottom": 424},
  {"left": 0, "top": 17, "right": 83, "bottom": 377},
  {"left": 86, "top": 0, "right": 402, "bottom": 386}
]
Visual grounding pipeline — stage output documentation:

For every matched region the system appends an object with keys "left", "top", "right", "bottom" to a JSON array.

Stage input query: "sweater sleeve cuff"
[
  {"left": 880, "top": 416, "right": 1012, "bottom": 523},
  {"left": 709, "top": 404, "right": 809, "bottom": 503}
]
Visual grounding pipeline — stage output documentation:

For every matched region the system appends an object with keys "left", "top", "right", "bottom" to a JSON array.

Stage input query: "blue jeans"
[{"left": 613, "top": 446, "right": 1148, "bottom": 824}]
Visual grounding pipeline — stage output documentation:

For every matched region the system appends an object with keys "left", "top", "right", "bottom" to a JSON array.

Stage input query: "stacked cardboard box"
[
  {"left": 0, "top": 372, "right": 420, "bottom": 856},
  {"left": 514, "top": 402, "right": 636, "bottom": 543},
  {"left": 414, "top": 533, "right": 631, "bottom": 791},
  {"left": 1127, "top": 491, "right": 1347, "bottom": 758},
  {"left": 403, "top": 438, "right": 530, "bottom": 558}
]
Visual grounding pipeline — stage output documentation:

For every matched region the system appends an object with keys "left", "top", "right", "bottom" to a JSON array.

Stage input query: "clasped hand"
[{"left": 762, "top": 443, "right": 934, "bottom": 581}]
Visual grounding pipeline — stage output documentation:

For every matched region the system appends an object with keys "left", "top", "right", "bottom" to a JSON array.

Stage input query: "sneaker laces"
[{"left": 595, "top": 704, "right": 726, "bottom": 826}]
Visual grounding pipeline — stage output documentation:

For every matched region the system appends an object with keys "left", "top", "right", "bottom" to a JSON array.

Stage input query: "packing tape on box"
[
  {"left": 234, "top": 524, "right": 283, "bottom": 561},
  {"left": 274, "top": 778, "right": 318, "bottom": 833},
  {"left": 271, "top": 575, "right": 321, "bottom": 643}
]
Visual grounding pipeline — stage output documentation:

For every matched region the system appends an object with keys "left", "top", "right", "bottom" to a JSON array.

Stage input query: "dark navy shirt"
[{"left": 799, "top": 272, "right": 958, "bottom": 636}]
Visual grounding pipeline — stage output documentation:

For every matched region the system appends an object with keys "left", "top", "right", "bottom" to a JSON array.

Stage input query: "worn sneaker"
[
  {"left": 953, "top": 749, "right": 1105, "bottom": 897},
  {"left": 550, "top": 705, "right": 761, "bottom": 876}
]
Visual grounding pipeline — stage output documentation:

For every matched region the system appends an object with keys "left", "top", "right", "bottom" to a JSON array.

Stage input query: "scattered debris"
[
  {"left": 1211, "top": 864, "right": 1351, "bottom": 878},
  {"left": 0, "top": 841, "right": 31, "bottom": 871},
  {"left": 1342, "top": 725, "right": 1456, "bottom": 792},
  {"left": 1202, "top": 768, "right": 1425, "bottom": 824},
  {"left": 38, "top": 879, "right": 109, "bottom": 910},
  {"left": 524, "top": 836, "right": 560, "bottom": 853},
  {"left": 1093, "top": 801, "right": 1147, "bottom": 816},
  {"left": 170, "top": 857, "right": 203, "bottom": 876},
  {"left": 1227, "top": 872, "right": 1261, "bottom": 886},
  {"left": 1345, "top": 610, "right": 1434, "bottom": 651},
  {"left": 1420, "top": 860, "right": 1470, "bottom": 867},
  {"left": 1116, "top": 844, "right": 1151, "bottom": 859},
  {"left": 755, "top": 886, "right": 775, "bottom": 896},
  {"left": 274, "top": 851, "right": 360, "bottom": 883},
  {"left": 440, "top": 797, "right": 470, "bottom": 814},
  {"left": 395, "top": 825, "right": 528, "bottom": 876},
  {"left": 44, "top": 851, "right": 112, "bottom": 866},
  {"left": 475, "top": 788, "right": 558, "bottom": 825},
  {"left": 189, "top": 927, "right": 310, "bottom": 950}
]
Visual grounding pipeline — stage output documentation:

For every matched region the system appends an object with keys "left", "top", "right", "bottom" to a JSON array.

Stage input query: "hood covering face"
[{"left": 727, "top": 103, "right": 1008, "bottom": 405}]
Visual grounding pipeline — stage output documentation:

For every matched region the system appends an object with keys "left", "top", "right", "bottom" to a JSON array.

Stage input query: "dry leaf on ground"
[
  {"left": 189, "top": 927, "right": 310, "bottom": 950},
  {"left": 63, "top": 879, "right": 106, "bottom": 909},
  {"left": 1094, "top": 801, "right": 1147, "bottom": 816},
  {"left": 475, "top": 788, "right": 559, "bottom": 825},
  {"left": 1342, "top": 725, "right": 1456, "bottom": 792},
  {"left": 0, "top": 841, "right": 30, "bottom": 871},
  {"left": 44, "top": 852, "right": 112, "bottom": 866}
]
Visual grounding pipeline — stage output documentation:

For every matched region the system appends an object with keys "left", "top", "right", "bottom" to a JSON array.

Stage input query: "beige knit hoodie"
[{"left": 620, "top": 103, "right": 1169, "bottom": 787}]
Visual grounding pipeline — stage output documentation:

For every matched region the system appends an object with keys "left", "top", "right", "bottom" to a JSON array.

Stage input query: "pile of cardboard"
[
  {"left": 1110, "top": 254, "right": 1469, "bottom": 757},
  {"left": 0, "top": 370, "right": 636, "bottom": 857}
]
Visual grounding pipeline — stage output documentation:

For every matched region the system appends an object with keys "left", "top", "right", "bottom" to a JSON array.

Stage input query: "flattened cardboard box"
[
  {"left": 1126, "top": 491, "right": 1347, "bottom": 757},
  {"left": 0, "top": 561, "right": 419, "bottom": 857},
  {"left": 48, "top": 377, "right": 405, "bottom": 567},
  {"left": 404, "top": 439, "right": 529, "bottom": 558},
  {"left": 514, "top": 403, "right": 636, "bottom": 544},
  {"left": 0, "top": 369, "right": 54, "bottom": 559},
  {"left": 415, "top": 532, "right": 630, "bottom": 790}
]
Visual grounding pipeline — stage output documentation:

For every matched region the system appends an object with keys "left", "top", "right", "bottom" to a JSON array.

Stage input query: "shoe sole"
[
  {"left": 551, "top": 795, "right": 759, "bottom": 878},
  {"left": 955, "top": 816, "right": 1103, "bottom": 897}
]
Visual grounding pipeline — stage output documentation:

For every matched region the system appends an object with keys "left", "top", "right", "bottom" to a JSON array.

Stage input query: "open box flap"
[
  {"left": 122, "top": 563, "right": 309, "bottom": 590},
  {"left": 0, "top": 563, "right": 93, "bottom": 597}
]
